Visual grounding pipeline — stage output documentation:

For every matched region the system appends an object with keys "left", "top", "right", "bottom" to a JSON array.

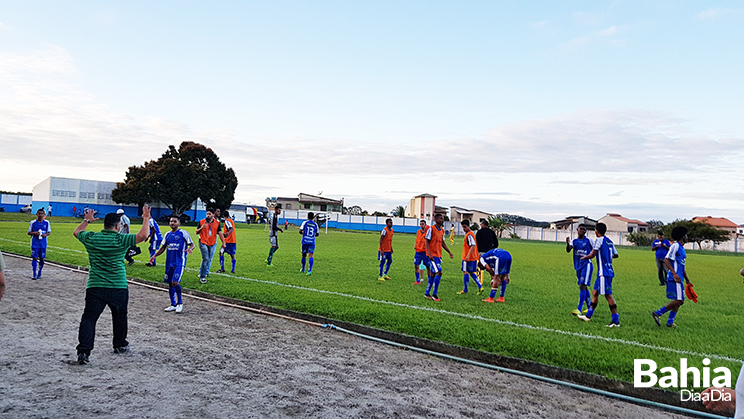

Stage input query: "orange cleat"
[
  {"left": 495, "top": 297, "right": 505, "bottom": 303},
  {"left": 482, "top": 297, "right": 495, "bottom": 303}
]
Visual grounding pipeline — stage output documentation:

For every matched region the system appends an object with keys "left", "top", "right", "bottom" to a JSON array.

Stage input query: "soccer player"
[
  {"left": 413, "top": 219, "right": 431, "bottom": 285},
  {"left": 150, "top": 216, "right": 194, "bottom": 313},
  {"left": 565, "top": 224, "right": 593, "bottom": 316},
  {"left": 28, "top": 208, "right": 51, "bottom": 280},
  {"left": 116, "top": 209, "right": 137, "bottom": 266},
  {"left": 577, "top": 222, "right": 620, "bottom": 327},
  {"left": 195, "top": 208, "right": 222, "bottom": 283},
  {"left": 299, "top": 212, "right": 320, "bottom": 275},
  {"left": 651, "top": 231, "right": 671, "bottom": 286},
  {"left": 479, "top": 247, "right": 512, "bottom": 303},
  {"left": 145, "top": 217, "right": 163, "bottom": 267},
  {"left": 424, "top": 213, "right": 454, "bottom": 301},
  {"left": 475, "top": 219, "right": 498, "bottom": 283},
  {"left": 218, "top": 210, "right": 237, "bottom": 273},
  {"left": 266, "top": 204, "right": 283, "bottom": 266},
  {"left": 449, "top": 224, "right": 456, "bottom": 245},
  {"left": 458, "top": 220, "right": 483, "bottom": 295},
  {"left": 652, "top": 226, "right": 692, "bottom": 328},
  {"left": 378, "top": 218, "right": 394, "bottom": 281}
]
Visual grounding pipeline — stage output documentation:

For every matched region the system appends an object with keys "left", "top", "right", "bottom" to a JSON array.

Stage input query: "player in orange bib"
[
  {"left": 218, "top": 210, "right": 237, "bottom": 273},
  {"left": 424, "top": 213, "right": 454, "bottom": 301},
  {"left": 413, "top": 219, "right": 431, "bottom": 285},
  {"left": 458, "top": 220, "right": 483, "bottom": 295},
  {"left": 378, "top": 219, "right": 394, "bottom": 281}
]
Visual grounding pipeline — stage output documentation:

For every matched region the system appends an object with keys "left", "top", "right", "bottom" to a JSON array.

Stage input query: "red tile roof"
[
  {"left": 605, "top": 214, "right": 649, "bottom": 226},
  {"left": 692, "top": 216, "right": 738, "bottom": 228}
]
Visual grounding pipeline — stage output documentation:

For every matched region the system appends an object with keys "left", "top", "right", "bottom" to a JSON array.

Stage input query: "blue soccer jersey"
[
  {"left": 571, "top": 237, "right": 593, "bottom": 271},
  {"left": 149, "top": 218, "right": 163, "bottom": 241},
  {"left": 164, "top": 229, "right": 193, "bottom": 268},
  {"left": 480, "top": 248, "right": 512, "bottom": 275},
  {"left": 665, "top": 242, "right": 686, "bottom": 282},
  {"left": 593, "top": 236, "right": 618, "bottom": 278},
  {"left": 28, "top": 219, "right": 51, "bottom": 249},
  {"left": 653, "top": 238, "right": 671, "bottom": 259},
  {"left": 300, "top": 220, "right": 319, "bottom": 245}
]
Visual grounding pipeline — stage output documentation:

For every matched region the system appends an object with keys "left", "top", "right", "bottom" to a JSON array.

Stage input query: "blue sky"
[{"left": 1, "top": 1, "right": 743, "bottom": 222}]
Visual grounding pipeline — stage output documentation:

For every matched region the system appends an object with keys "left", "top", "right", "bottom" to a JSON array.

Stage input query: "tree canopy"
[
  {"left": 112, "top": 141, "right": 238, "bottom": 216},
  {"left": 662, "top": 219, "right": 731, "bottom": 249},
  {"left": 487, "top": 215, "right": 510, "bottom": 238}
]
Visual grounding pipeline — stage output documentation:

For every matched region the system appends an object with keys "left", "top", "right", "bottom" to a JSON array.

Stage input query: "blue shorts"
[
  {"left": 224, "top": 243, "right": 236, "bottom": 255},
  {"left": 31, "top": 248, "right": 46, "bottom": 259},
  {"left": 594, "top": 275, "right": 613, "bottom": 295},
  {"left": 666, "top": 280, "right": 684, "bottom": 301},
  {"left": 576, "top": 264, "right": 593, "bottom": 286},
  {"left": 378, "top": 251, "right": 392, "bottom": 262},
  {"left": 302, "top": 243, "right": 315, "bottom": 254},
  {"left": 164, "top": 265, "right": 185, "bottom": 284},
  {"left": 414, "top": 251, "right": 429, "bottom": 266},
  {"left": 461, "top": 260, "right": 477, "bottom": 273},
  {"left": 430, "top": 257, "right": 442, "bottom": 274},
  {"left": 150, "top": 239, "right": 162, "bottom": 252}
]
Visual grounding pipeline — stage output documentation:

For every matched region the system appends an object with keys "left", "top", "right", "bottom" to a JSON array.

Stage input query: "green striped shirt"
[{"left": 77, "top": 229, "right": 137, "bottom": 289}]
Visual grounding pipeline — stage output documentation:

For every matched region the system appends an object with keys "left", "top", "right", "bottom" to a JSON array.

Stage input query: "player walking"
[
  {"left": 150, "top": 216, "right": 194, "bottom": 313},
  {"left": 378, "top": 219, "right": 394, "bottom": 281},
  {"left": 218, "top": 210, "right": 237, "bottom": 273},
  {"left": 266, "top": 205, "right": 283, "bottom": 266},
  {"left": 652, "top": 226, "right": 692, "bottom": 328},
  {"left": 299, "top": 212, "right": 320, "bottom": 275},
  {"left": 28, "top": 208, "right": 51, "bottom": 279},
  {"left": 195, "top": 208, "right": 222, "bottom": 283},
  {"left": 458, "top": 220, "right": 482, "bottom": 295},
  {"left": 578, "top": 223, "right": 620, "bottom": 327},
  {"left": 145, "top": 217, "right": 163, "bottom": 267},
  {"left": 413, "top": 219, "right": 431, "bottom": 285},
  {"left": 479, "top": 248, "right": 512, "bottom": 303},
  {"left": 566, "top": 224, "right": 593, "bottom": 316},
  {"left": 424, "top": 214, "right": 454, "bottom": 301}
]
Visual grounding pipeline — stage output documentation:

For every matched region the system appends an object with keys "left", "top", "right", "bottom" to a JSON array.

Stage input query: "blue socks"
[
  {"left": 425, "top": 275, "right": 434, "bottom": 295},
  {"left": 500, "top": 282, "right": 507, "bottom": 297},
  {"left": 32, "top": 259, "right": 38, "bottom": 277},
  {"left": 578, "top": 289, "right": 586, "bottom": 311},
  {"left": 302, "top": 257, "right": 307, "bottom": 272},
  {"left": 384, "top": 259, "right": 391, "bottom": 275},
  {"left": 462, "top": 274, "right": 469, "bottom": 293},
  {"left": 220, "top": 254, "right": 225, "bottom": 270},
  {"left": 379, "top": 260, "right": 384, "bottom": 277},
  {"left": 668, "top": 311, "right": 677, "bottom": 325},
  {"left": 612, "top": 313, "right": 619, "bottom": 324},
  {"left": 489, "top": 289, "right": 497, "bottom": 299},
  {"left": 586, "top": 308, "right": 595, "bottom": 319},
  {"left": 432, "top": 275, "right": 441, "bottom": 295},
  {"left": 150, "top": 250, "right": 156, "bottom": 265},
  {"left": 308, "top": 257, "right": 314, "bottom": 273},
  {"left": 415, "top": 271, "right": 421, "bottom": 283},
  {"left": 231, "top": 259, "right": 236, "bottom": 273},
  {"left": 169, "top": 284, "right": 183, "bottom": 305},
  {"left": 655, "top": 306, "right": 669, "bottom": 316}
]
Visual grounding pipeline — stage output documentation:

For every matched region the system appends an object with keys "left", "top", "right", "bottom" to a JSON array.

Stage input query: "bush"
[
  {"left": 509, "top": 233, "right": 521, "bottom": 239},
  {"left": 626, "top": 232, "right": 654, "bottom": 247}
]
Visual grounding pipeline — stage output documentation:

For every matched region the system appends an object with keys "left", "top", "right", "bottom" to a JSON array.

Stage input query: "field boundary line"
[{"left": 1, "top": 238, "right": 740, "bottom": 364}]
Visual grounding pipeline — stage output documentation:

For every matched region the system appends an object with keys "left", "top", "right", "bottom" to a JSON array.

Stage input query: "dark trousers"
[
  {"left": 76, "top": 287, "right": 129, "bottom": 355},
  {"left": 655, "top": 258, "right": 668, "bottom": 285}
]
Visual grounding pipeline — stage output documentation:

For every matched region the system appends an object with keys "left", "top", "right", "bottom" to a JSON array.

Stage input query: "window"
[
  {"left": 320, "top": 204, "right": 327, "bottom": 211},
  {"left": 303, "top": 204, "right": 311, "bottom": 210},
  {"left": 285, "top": 204, "right": 292, "bottom": 209},
  {"left": 51, "top": 190, "right": 77, "bottom": 198},
  {"left": 80, "top": 192, "right": 96, "bottom": 199},
  {"left": 98, "top": 193, "right": 112, "bottom": 200}
]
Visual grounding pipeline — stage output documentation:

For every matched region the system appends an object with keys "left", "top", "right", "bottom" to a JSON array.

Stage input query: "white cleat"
[
  {"left": 577, "top": 315, "right": 590, "bottom": 322},
  {"left": 175, "top": 304, "right": 183, "bottom": 313},
  {"left": 164, "top": 305, "right": 177, "bottom": 312}
]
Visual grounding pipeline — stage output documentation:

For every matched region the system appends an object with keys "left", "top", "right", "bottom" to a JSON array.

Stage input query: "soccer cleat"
[
  {"left": 582, "top": 309, "right": 588, "bottom": 314},
  {"left": 164, "top": 305, "right": 177, "bottom": 312},
  {"left": 77, "top": 352, "right": 89, "bottom": 365},
  {"left": 230, "top": 270, "right": 235, "bottom": 274},
  {"left": 477, "top": 287, "right": 484, "bottom": 296},
  {"left": 32, "top": 275, "right": 37, "bottom": 280},
  {"left": 300, "top": 269, "right": 305, "bottom": 273},
  {"left": 306, "top": 271, "right": 312, "bottom": 276},
  {"left": 36, "top": 273, "right": 41, "bottom": 279},
  {"left": 384, "top": 275, "right": 391, "bottom": 280},
  {"left": 412, "top": 281, "right": 422, "bottom": 285},
  {"left": 457, "top": 290, "right": 467, "bottom": 295},
  {"left": 667, "top": 323, "right": 677, "bottom": 328},
  {"left": 495, "top": 297, "right": 505, "bottom": 303},
  {"left": 424, "top": 294, "right": 433, "bottom": 300},
  {"left": 145, "top": 263, "right": 155, "bottom": 267},
  {"left": 267, "top": 263, "right": 274, "bottom": 268},
  {"left": 127, "top": 261, "right": 135, "bottom": 266},
  {"left": 432, "top": 295, "right": 440, "bottom": 302},
  {"left": 571, "top": 309, "right": 581, "bottom": 316},
  {"left": 606, "top": 322, "right": 621, "bottom": 328},
  {"left": 199, "top": 277, "right": 207, "bottom": 284},
  {"left": 482, "top": 297, "right": 495, "bottom": 303},
  {"left": 577, "top": 315, "right": 590, "bottom": 322},
  {"left": 216, "top": 269, "right": 225, "bottom": 273},
  {"left": 113, "top": 345, "right": 130, "bottom": 354},
  {"left": 652, "top": 312, "right": 661, "bottom": 326},
  {"left": 175, "top": 304, "right": 183, "bottom": 313},
  {"left": 378, "top": 276, "right": 385, "bottom": 282}
]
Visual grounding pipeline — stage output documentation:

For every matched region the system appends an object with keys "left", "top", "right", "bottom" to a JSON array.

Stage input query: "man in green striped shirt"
[{"left": 73, "top": 205, "right": 151, "bottom": 365}]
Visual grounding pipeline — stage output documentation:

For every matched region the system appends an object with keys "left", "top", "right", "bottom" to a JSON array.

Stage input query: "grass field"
[{"left": 2, "top": 213, "right": 743, "bottom": 388}]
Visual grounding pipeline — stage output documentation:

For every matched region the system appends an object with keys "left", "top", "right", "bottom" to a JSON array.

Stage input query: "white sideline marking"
[{"left": 2, "top": 237, "right": 741, "bottom": 363}]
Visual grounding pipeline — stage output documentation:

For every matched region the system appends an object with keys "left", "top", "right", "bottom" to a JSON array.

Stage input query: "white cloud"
[{"left": 696, "top": 7, "right": 744, "bottom": 20}]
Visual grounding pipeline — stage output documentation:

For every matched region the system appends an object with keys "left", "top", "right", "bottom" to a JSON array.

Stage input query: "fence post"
[{"left": 541, "top": 228, "right": 544, "bottom": 241}]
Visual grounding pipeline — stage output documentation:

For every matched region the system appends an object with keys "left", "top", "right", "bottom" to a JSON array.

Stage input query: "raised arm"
[
  {"left": 134, "top": 205, "right": 152, "bottom": 244},
  {"left": 73, "top": 209, "right": 98, "bottom": 238}
]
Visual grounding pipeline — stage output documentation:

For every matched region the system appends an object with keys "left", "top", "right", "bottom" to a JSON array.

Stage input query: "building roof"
[
  {"left": 692, "top": 216, "right": 738, "bottom": 228},
  {"left": 604, "top": 213, "right": 648, "bottom": 226},
  {"left": 297, "top": 193, "right": 343, "bottom": 205},
  {"left": 415, "top": 193, "right": 437, "bottom": 198}
]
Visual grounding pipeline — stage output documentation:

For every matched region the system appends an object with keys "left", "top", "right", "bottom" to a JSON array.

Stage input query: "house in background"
[
  {"left": 597, "top": 213, "right": 649, "bottom": 233},
  {"left": 550, "top": 216, "right": 598, "bottom": 231},
  {"left": 693, "top": 216, "right": 738, "bottom": 235},
  {"left": 449, "top": 206, "right": 494, "bottom": 224},
  {"left": 267, "top": 193, "right": 344, "bottom": 213},
  {"left": 405, "top": 193, "right": 437, "bottom": 220}
]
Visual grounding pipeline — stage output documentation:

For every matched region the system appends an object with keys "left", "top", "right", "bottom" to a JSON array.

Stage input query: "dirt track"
[{"left": 0, "top": 253, "right": 692, "bottom": 418}]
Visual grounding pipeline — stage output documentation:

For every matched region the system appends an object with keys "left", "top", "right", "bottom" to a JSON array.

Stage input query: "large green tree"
[
  {"left": 662, "top": 219, "right": 731, "bottom": 249},
  {"left": 112, "top": 141, "right": 238, "bottom": 217}
]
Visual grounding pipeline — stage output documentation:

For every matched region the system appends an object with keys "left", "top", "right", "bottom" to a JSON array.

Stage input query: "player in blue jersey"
[
  {"left": 150, "top": 216, "right": 194, "bottom": 313},
  {"left": 566, "top": 224, "right": 593, "bottom": 316},
  {"left": 578, "top": 222, "right": 620, "bottom": 327},
  {"left": 27, "top": 208, "right": 51, "bottom": 279},
  {"left": 479, "top": 248, "right": 512, "bottom": 303},
  {"left": 299, "top": 212, "right": 320, "bottom": 275},
  {"left": 652, "top": 226, "right": 692, "bottom": 328},
  {"left": 145, "top": 217, "right": 163, "bottom": 267},
  {"left": 651, "top": 231, "right": 671, "bottom": 286}
]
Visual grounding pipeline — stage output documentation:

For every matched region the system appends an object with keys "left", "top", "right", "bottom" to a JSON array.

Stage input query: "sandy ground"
[{"left": 0, "top": 253, "right": 693, "bottom": 419}]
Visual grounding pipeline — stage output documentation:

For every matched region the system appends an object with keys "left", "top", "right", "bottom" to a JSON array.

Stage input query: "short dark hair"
[
  {"left": 104, "top": 213, "right": 122, "bottom": 229},
  {"left": 308, "top": 212, "right": 315, "bottom": 219},
  {"left": 461, "top": 220, "right": 470, "bottom": 227},
  {"left": 578, "top": 224, "right": 586, "bottom": 229},
  {"left": 596, "top": 222, "right": 607, "bottom": 234},
  {"left": 434, "top": 214, "right": 443, "bottom": 219},
  {"left": 480, "top": 219, "right": 488, "bottom": 226},
  {"left": 385, "top": 218, "right": 392, "bottom": 223},
  {"left": 657, "top": 230, "right": 664, "bottom": 236},
  {"left": 671, "top": 226, "right": 688, "bottom": 241},
  {"left": 36, "top": 208, "right": 45, "bottom": 213},
  {"left": 275, "top": 204, "right": 282, "bottom": 209},
  {"left": 206, "top": 208, "right": 215, "bottom": 214},
  {"left": 223, "top": 210, "right": 230, "bottom": 217}
]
